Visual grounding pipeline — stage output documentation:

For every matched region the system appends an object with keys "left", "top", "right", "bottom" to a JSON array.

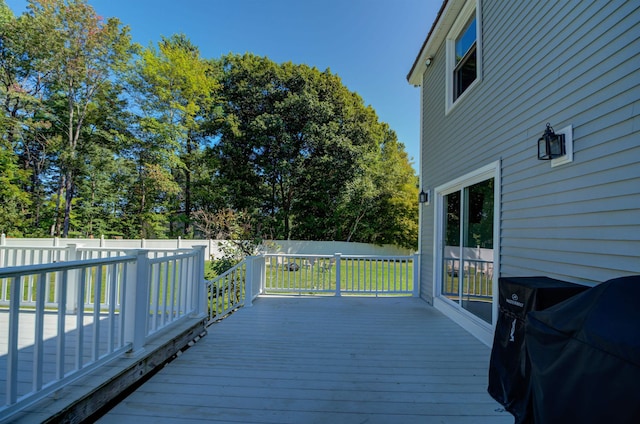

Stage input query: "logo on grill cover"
[{"left": 506, "top": 293, "right": 524, "bottom": 308}]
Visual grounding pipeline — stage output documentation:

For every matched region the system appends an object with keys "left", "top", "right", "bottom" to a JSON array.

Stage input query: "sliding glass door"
[{"left": 441, "top": 177, "right": 494, "bottom": 324}]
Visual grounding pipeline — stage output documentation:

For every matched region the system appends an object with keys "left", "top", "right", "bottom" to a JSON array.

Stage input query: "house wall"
[{"left": 418, "top": 0, "right": 640, "bottom": 302}]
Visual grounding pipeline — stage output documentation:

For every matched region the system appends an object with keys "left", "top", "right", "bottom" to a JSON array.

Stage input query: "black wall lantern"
[
  {"left": 419, "top": 189, "right": 430, "bottom": 204},
  {"left": 537, "top": 123, "right": 566, "bottom": 160}
]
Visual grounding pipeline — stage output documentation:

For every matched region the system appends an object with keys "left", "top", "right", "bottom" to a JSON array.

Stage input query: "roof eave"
[{"left": 406, "top": 0, "right": 463, "bottom": 86}]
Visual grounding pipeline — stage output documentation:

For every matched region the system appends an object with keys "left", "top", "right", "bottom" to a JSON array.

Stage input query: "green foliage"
[
  {"left": 193, "top": 208, "right": 272, "bottom": 276},
  {"left": 0, "top": 139, "right": 31, "bottom": 235},
  {"left": 129, "top": 34, "right": 220, "bottom": 236},
  {"left": 212, "top": 53, "right": 418, "bottom": 248},
  {"left": 0, "top": 0, "right": 134, "bottom": 237},
  {"left": 0, "top": 5, "right": 417, "bottom": 249}
]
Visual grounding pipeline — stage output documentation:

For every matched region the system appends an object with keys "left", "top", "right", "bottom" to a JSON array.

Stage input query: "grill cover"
[
  {"left": 488, "top": 276, "right": 588, "bottom": 423},
  {"left": 526, "top": 275, "right": 640, "bottom": 423}
]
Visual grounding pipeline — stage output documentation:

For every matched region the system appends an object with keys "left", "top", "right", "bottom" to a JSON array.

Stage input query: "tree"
[
  {"left": 0, "top": 135, "right": 31, "bottom": 235},
  {"left": 129, "top": 34, "right": 219, "bottom": 236},
  {"left": 215, "top": 55, "right": 372, "bottom": 238},
  {"left": 212, "top": 53, "right": 418, "bottom": 248},
  {"left": 1, "top": 2, "right": 418, "bottom": 247},
  {"left": 0, "top": 0, "right": 51, "bottom": 234},
  {"left": 12, "top": 0, "right": 134, "bottom": 237},
  {"left": 192, "top": 208, "right": 269, "bottom": 276}
]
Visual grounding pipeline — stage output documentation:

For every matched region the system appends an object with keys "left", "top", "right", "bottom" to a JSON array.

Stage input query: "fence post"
[
  {"left": 65, "top": 244, "right": 81, "bottom": 313},
  {"left": 124, "top": 250, "right": 150, "bottom": 355},
  {"left": 413, "top": 253, "right": 420, "bottom": 297},
  {"left": 245, "top": 256, "right": 254, "bottom": 308},
  {"left": 1, "top": 233, "right": 5, "bottom": 245},
  {"left": 335, "top": 253, "right": 342, "bottom": 296}
]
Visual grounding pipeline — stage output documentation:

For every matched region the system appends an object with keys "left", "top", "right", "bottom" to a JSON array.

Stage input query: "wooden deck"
[{"left": 98, "top": 296, "right": 511, "bottom": 423}]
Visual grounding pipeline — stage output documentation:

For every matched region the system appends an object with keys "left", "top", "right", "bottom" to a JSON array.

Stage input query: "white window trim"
[{"left": 445, "top": 0, "right": 483, "bottom": 115}]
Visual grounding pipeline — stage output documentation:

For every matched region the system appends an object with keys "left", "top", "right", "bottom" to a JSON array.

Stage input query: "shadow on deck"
[
  {"left": 95, "top": 296, "right": 510, "bottom": 424},
  {"left": 2, "top": 311, "right": 205, "bottom": 424}
]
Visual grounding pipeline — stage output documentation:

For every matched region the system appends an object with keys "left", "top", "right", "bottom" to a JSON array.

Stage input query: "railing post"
[
  {"left": 65, "top": 244, "right": 81, "bottom": 313},
  {"left": 191, "top": 245, "right": 207, "bottom": 318},
  {"left": 0, "top": 233, "right": 5, "bottom": 269},
  {"left": 335, "top": 253, "right": 342, "bottom": 296},
  {"left": 245, "top": 256, "right": 254, "bottom": 308},
  {"left": 413, "top": 253, "right": 420, "bottom": 297},
  {"left": 257, "top": 254, "right": 266, "bottom": 295},
  {"left": 124, "top": 250, "right": 150, "bottom": 355}
]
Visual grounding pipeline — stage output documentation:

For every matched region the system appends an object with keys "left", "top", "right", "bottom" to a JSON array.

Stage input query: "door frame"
[{"left": 432, "top": 160, "right": 501, "bottom": 346}]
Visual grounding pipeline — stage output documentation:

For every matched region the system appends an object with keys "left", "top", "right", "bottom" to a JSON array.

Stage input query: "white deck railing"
[
  {"left": 1, "top": 245, "right": 416, "bottom": 419},
  {"left": 442, "top": 257, "right": 493, "bottom": 300},
  {"left": 263, "top": 253, "right": 418, "bottom": 296},
  {"left": 205, "top": 256, "right": 263, "bottom": 325},
  {"left": 0, "top": 246, "right": 206, "bottom": 419},
  {"left": 203, "top": 253, "right": 416, "bottom": 325}
]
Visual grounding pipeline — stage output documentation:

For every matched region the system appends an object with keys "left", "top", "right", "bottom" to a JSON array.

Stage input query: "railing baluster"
[
  {"left": 57, "top": 270, "right": 68, "bottom": 380},
  {"left": 34, "top": 271, "right": 47, "bottom": 391},
  {"left": 184, "top": 256, "right": 192, "bottom": 317},
  {"left": 159, "top": 262, "right": 167, "bottom": 328},
  {"left": 107, "top": 264, "right": 117, "bottom": 353},
  {"left": 170, "top": 258, "right": 177, "bottom": 322},
  {"left": 92, "top": 265, "right": 103, "bottom": 362},
  {"left": 76, "top": 267, "right": 87, "bottom": 370},
  {"left": 150, "top": 263, "right": 159, "bottom": 332},
  {"left": 7, "top": 276, "right": 21, "bottom": 405},
  {"left": 180, "top": 255, "right": 189, "bottom": 316},
  {"left": 404, "top": 258, "right": 408, "bottom": 292},
  {"left": 119, "top": 262, "right": 128, "bottom": 348}
]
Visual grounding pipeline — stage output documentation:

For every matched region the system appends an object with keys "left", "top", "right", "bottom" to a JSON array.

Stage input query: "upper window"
[
  {"left": 454, "top": 17, "right": 477, "bottom": 100},
  {"left": 445, "top": 0, "right": 481, "bottom": 113}
]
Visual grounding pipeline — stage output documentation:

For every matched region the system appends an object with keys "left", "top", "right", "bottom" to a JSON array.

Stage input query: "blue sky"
[{"left": 5, "top": 0, "right": 441, "bottom": 170}]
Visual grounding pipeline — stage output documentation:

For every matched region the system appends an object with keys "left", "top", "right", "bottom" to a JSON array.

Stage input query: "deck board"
[{"left": 98, "top": 296, "right": 511, "bottom": 423}]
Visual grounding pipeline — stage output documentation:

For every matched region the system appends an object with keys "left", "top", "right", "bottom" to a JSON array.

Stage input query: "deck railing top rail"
[{"left": 0, "top": 254, "right": 137, "bottom": 278}]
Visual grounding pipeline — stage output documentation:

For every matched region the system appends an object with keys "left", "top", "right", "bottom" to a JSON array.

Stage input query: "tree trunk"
[
  {"left": 184, "top": 136, "right": 192, "bottom": 236},
  {"left": 52, "top": 173, "right": 64, "bottom": 236},
  {"left": 62, "top": 169, "right": 74, "bottom": 237}
]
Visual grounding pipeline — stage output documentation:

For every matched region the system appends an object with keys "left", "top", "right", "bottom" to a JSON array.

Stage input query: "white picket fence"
[{"left": 0, "top": 234, "right": 412, "bottom": 264}]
